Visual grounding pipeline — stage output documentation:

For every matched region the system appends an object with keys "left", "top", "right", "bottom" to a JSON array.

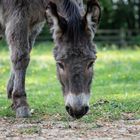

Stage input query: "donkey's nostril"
[
  {"left": 66, "top": 105, "right": 71, "bottom": 113},
  {"left": 84, "top": 106, "right": 89, "bottom": 114},
  {"left": 66, "top": 106, "right": 69, "bottom": 111},
  {"left": 65, "top": 105, "right": 74, "bottom": 117},
  {"left": 65, "top": 105, "right": 89, "bottom": 119}
]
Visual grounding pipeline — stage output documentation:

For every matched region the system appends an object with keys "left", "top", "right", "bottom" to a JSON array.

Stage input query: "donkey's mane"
[{"left": 62, "top": 0, "right": 84, "bottom": 43}]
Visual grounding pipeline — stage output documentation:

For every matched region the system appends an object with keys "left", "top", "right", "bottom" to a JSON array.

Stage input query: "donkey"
[{"left": 0, "top": 0, "right": 101, "bottom": 119}]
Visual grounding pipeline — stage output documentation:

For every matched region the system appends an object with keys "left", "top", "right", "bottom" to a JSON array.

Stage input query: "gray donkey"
[{"left": 0, "top": 0, "right": 101, "bottom": 119}]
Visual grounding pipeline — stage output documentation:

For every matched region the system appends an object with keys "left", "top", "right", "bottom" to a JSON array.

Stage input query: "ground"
[
  {"left": 0, "top": 118, "right": 140, "bottom": 140},
  {"left": 0, "top": 42, "right": 140, "bottom": 139}
]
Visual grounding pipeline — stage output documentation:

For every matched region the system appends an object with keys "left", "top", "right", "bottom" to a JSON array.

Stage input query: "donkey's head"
[{"left": 47, "top": 0, "right": 101, "bottom": 119}]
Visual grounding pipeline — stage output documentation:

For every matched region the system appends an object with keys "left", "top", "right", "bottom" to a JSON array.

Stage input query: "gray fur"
[
  {"left": 48, "top": 0, "right": 101, "bottom": 119},
  {"left": 0, "top": 0, "right": 100, "bottom": 118}
]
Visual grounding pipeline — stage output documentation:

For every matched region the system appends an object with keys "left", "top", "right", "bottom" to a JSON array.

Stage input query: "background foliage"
[{"left": 99, "top": 0, "right": 140, "bottom": 29}]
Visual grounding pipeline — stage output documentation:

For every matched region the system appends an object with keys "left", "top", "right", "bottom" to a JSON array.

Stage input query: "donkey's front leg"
[
  {"left": 9, "top": 42, "right": 30, "bottom": 118},
  {"left": 6, "top": 21, "right": 30, "bottom": 118}
]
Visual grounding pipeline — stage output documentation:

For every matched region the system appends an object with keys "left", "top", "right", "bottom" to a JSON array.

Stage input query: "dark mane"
[{"left": 63, "top": 0, "right": 84, "bottom": 44}]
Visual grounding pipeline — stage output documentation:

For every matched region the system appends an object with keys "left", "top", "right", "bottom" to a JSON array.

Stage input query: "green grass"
[{"left": 0, "top": 42, "right": 140, "bottom": 122}]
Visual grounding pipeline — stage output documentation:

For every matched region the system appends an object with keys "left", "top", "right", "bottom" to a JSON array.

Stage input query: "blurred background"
[{"left": 38, "top": 0, "right": 140, "bottom": 47}]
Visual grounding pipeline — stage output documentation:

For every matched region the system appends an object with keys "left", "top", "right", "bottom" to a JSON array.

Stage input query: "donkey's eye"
[
  {"left": 87, "top": 61, "right": 94, "bottom": 69},
  {"left": 57, "top": 62, "right": 64, "bottom": 70}
]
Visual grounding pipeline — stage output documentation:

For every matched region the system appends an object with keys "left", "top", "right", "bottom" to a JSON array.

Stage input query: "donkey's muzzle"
[{"left": 66, "top": 105, "right": 89, "bottom": 119}]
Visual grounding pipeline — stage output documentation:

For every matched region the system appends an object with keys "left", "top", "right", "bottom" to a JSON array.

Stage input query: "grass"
[{"left": 0, "top": 41, "right": 140, "bottom": 122}]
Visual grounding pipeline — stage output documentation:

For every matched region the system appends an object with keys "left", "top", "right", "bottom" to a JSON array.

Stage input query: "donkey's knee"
[
  {"left": 7, "top": 73, "right": 15, "bottom": 99},
  {"left": 11, "top": 48, "right": 30, "bottom": 70}
]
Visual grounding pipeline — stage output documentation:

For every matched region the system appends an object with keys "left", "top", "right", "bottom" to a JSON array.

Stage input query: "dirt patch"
[{"left": 0, "top": 118, "right": 140, "bottom": 140}]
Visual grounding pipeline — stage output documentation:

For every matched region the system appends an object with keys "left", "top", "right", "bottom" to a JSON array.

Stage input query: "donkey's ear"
[
  {"left": 84, "top": 0, "right": 101, "bottom": 34},
  {"left": 46, "top": 2, "right": 67, "bottom": 38}
]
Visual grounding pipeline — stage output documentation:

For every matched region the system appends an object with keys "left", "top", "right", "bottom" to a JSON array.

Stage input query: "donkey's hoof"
[{"left": 16, "top": 106, "right": 31, "bottom": 118}]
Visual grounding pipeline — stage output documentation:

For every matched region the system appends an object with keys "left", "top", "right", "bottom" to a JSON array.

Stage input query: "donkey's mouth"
[
  {"left": 66, "top": 105, "right": 89, "bottom": 119},
  {"left": 64, "top": 93, "right": 90, "bottom": 119}
]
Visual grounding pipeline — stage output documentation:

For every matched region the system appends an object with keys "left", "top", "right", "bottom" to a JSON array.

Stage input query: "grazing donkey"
[{"left": 0, "top": 0, "right": 101, "bottom": 119}]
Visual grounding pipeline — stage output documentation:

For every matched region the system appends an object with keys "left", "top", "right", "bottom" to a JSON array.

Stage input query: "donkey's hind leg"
[{"left": 6, "top": 17, "right": 30, "bottom": 118}]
